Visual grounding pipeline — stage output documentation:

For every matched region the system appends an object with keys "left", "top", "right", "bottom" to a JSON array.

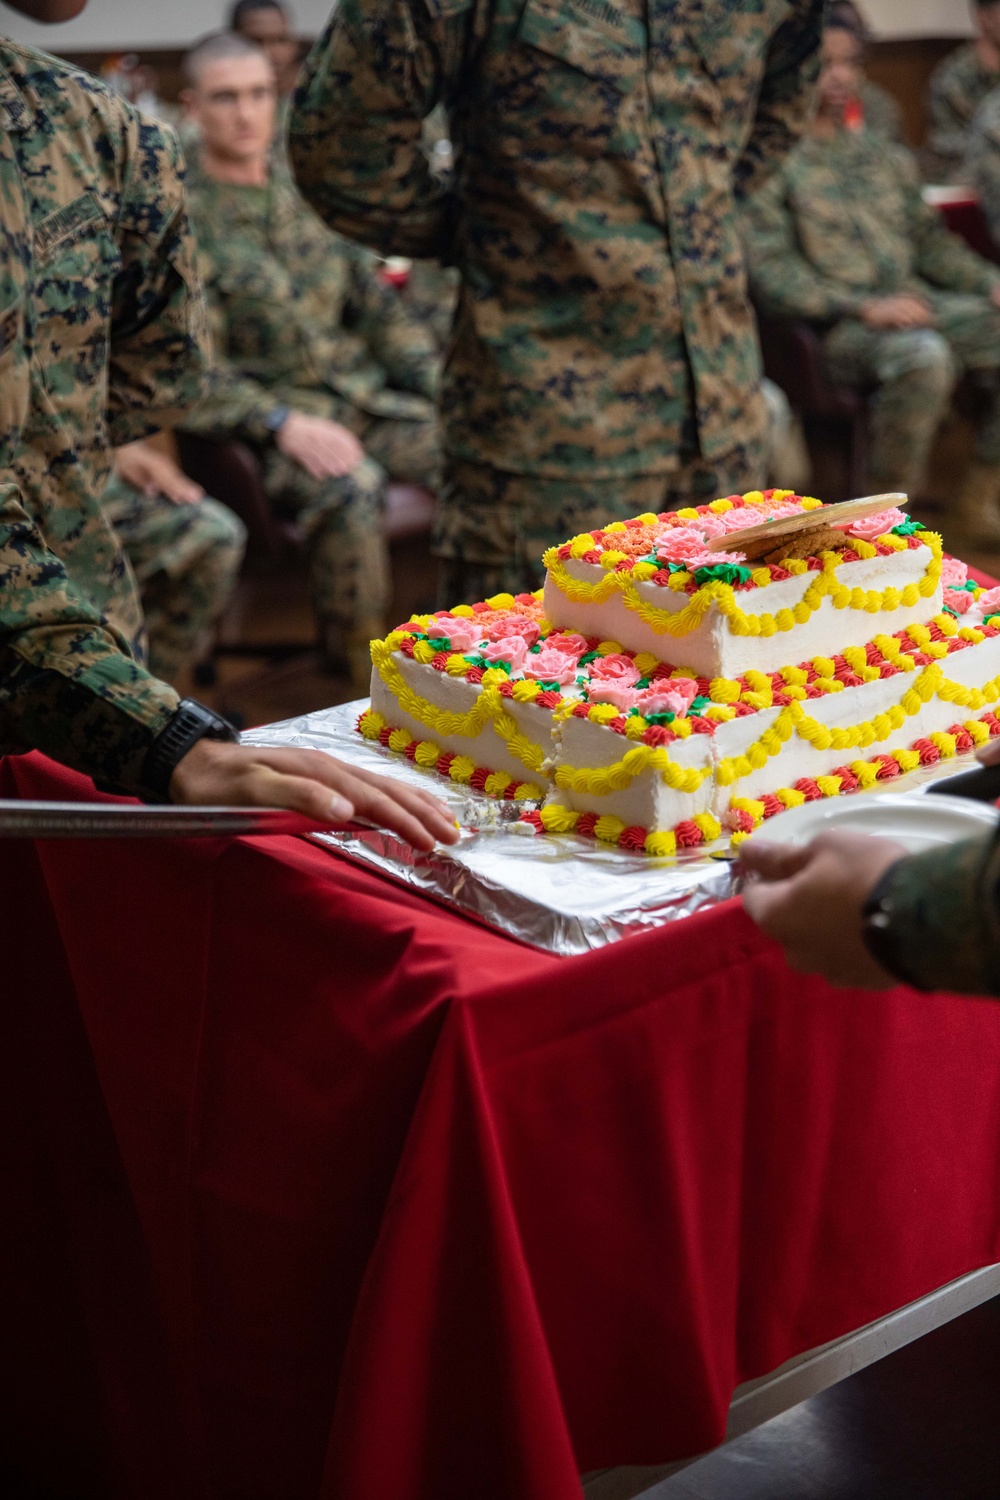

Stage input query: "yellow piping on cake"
[
  {"left": 370, "top": 641, "right": 547, "bottom": 775},
  {"left": 716, "top": 662, "right": 1000, "bottom": 786},
  {"left": 552, "top": 744, "right": 710, "bottom": 796},
  {"left": 542, "top": 533, "right": 943, "bottom": 639}
]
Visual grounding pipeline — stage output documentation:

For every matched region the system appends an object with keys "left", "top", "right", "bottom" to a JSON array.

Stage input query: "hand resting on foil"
[{"left": 170, "top": 741, "right": 460, "bottom": 853}]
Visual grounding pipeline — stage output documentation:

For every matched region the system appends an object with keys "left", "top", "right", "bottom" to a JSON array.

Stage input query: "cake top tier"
[{"left": 541, "top": 490, "right": 945, "bottom": 678}]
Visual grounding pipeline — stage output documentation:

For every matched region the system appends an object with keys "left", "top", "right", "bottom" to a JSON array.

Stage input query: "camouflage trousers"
[
  {"left": 433, "top": 445, "right": 766, "bottom": 607},
  {"left": 262, "top": 412, "right": 440, "bottom": 628},
  {"left": 103, "top": 476, "right": 246, "bottom": 686},
  {"left": 824, "top": 291, "right": 1000, "bottom": 495}
]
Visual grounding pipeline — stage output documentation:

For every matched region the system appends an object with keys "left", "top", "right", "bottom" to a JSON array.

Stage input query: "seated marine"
[
  {"left": 179, "top": 31, "right": 441, "bottom": 687},
  {"left": 925, "top": 0, "right": 1000, "bottom": 184},
  {"left": 103, "top": 438, "right": 246, "bottom": 689},
  {"left": 745, "top": 15, "right": 1000, "bottom": 544}
]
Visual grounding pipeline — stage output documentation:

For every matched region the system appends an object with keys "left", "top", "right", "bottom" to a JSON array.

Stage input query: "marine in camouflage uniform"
[
  {"left": 289, "top": 0, "right": 822, "bottom": 604},
  {"left": 925, "top": 35, "right": 1000, "bottom": 184},
  {"left": 0, "top": 37, "right": 208, "bottom": 791},
  {"left": 744, "top": 127, "right": 1000, "bottom": 500},
  {"left": 102, "top": 464, "right": 246, "bottom": 684},
  {"left": 963, "top": 83, "right": 1000, "bottom": 248},
  {"left": 181, "top": 166, "right": 440, "bottom": 635}
]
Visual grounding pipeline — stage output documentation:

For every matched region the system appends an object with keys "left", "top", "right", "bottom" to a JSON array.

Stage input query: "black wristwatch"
[
  {"left": 140, "top": 697, "right": 239, "bottom": 803},
  {"left": 861, "top": 859, "right": 925, "bottom": 989}
]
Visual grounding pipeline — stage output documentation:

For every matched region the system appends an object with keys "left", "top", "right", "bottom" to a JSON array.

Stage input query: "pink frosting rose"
[
  {"left": 481, "top": 636, "right": 528, "bottom": 670},
  {"left": 588, "top": 681, "right": 642, "bottom": 711},
  {"left": 940, "top": 556, "right": 969, "bottom": 587},
  {"left": 944, "top": 588, "right": 972, "bottom": 614},
  {"left": 977, "top": 585, "right": 1000, "bottom": 614},
  {"left": 690, "top": 512, "right": 727, "bottom": 540},
  {"left": 844, "top": 507, "right": 907, "bottom": 542},
  {"left": 545, "top": 631, "right": 589, "bottom": 658},
  {"left": 425, "top": 615, "right": 481, "bottom": 651},
  {"left": 484, "top": 615, "right": 541, "bottom": 646},
  {"left": 588, "top": 653, "right": 641, "bottom": 689},
  {"left": 636, "top": 677, "right": 699, "bottom": 717},
  {"left": 685, "top": 547, "right": 748, "bottom": 569},
  {"left": 655, "top": 527, "right": 709, "bottom": 563},
  {"left": 523, "top": 645, "right": 581, "bottom": 685}
]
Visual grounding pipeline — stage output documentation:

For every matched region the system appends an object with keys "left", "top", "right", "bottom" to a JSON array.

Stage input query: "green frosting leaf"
[
  {"left": 692, "top": 562, "right": 753, "bottom": 586},
  {"left": 890, "top": 519, "right": 926, "bottom": 536},
  {"left": 644, "top": 711, "right": 676, "bottom": 726},
  {"left": 689, "top": 695, "right": 712, "bottom": 715}
]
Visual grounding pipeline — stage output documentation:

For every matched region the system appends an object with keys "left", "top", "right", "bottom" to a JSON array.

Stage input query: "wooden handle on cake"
[{"left": 704, "top": 492, "right": 907, "bottom": 560}]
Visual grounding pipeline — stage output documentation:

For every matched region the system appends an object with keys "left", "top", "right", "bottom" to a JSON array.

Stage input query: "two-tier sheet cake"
[{"left": 359, "top": 490, "right": 1000, "bottom": 854}]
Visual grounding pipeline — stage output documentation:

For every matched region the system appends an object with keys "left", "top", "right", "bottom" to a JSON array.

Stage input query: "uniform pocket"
[{"left": 516, "top": 0, "right": 646, "bottom": 93}]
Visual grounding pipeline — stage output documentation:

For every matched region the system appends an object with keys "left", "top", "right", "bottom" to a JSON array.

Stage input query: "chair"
[
  {"left": 174, "top": 433, "right": 438, "bottom": 675},
  {"left": 755, "top": 308, "right": 871, "bottom": 500}
]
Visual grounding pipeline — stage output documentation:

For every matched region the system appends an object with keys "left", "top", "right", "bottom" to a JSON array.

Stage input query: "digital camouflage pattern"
[
  {"left": 289, "top": 0, "right": 822, "bottom": 481},
  {"left": 925, "top": 41, "right": 1000, "bottom": 183},
  {"left": 102, "top": 474, "right": 246, "bottom": 684},
  {"left": 744, "top": 127, "right": 1000, "bottom": 493},
  {"left": 182, "top": 170, "right": 440, "bottom": 627},
  {"left": 0, "top": 38, "right": 210, "bottom": 790},
  {"left": 878, "top": 830, "right": 1000, "bottom": 996},
  {"left": 855, "top": 78, "right": 903, "bottom": 142},
  {"left": 963, "top": 85, "right": 1000, "bottom": 245}
]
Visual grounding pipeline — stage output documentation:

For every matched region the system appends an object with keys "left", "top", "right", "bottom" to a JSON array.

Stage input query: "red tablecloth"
[{"left": 5, "top": 751, "right": 1000, "bottom": 1500}]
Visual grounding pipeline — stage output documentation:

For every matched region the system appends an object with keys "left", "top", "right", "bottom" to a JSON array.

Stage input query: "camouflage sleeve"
[
  {"left": 905, "top": 146, "right": 1000, "bottom": 294},
  {"left": 926, "top": 59, "right": 974, "bottom": 173},
  {"left": 964, "top": 97, "right": 1000, "bottom": 248},
  {"left": 875, "top": 830, "right": 1000, "bottom": 997},
  {"left": 743, "top": 170, "right": 868, "bottom": 322},
  {"left": 288, "top": 0, "right": 469, "bottom": 259},
  {"left": 0, "top": 481, "right": 179, "bottom": 795},
  {"left": 178, "top": 254, "right": 286, "bottom": 444},
  {"left": 734, "top": 0, "right": 823, "bottom": 200},
  {"left": 347, "top": 250, "right": 440, "bottom": 400},
  {"left": 107, "top": 109, "right": 211, "bottom": 446}
]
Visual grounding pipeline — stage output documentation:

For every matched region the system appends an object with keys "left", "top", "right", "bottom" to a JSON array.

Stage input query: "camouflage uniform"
[
  {"left": 289, "top": 0, "right": 822, "bottom": 600},
  {"left": 102, "top": 473, "right": 246, "bottom": 684},
  {"left": 182, "top": 171, "right": 440, "bottom": 629},
  {"left": 0, "top": 39, "right": 209, "bottom": 792},
  {"left": 855, "top": 78, "right": 904, "bottom": 142},
  {"left": 925, "top": 41, "right": 1000, "bottom": 184},
  {"left": 744, "top": 127, "right": 1000, "bottom": 496},
  {"left": 870, "top": 831, "right": 1000, "bottom": 997},
  {"left": 963, "top": 84, "right": 1000, "bottom": 247}
]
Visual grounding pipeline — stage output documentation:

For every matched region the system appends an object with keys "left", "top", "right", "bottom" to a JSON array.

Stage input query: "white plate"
[{"left": 747, "top": 792, "right": 999, "bottom": 855}]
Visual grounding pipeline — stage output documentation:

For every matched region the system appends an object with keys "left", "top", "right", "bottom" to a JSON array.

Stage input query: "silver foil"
[{"left": 245, "top": 701, "right": 983, "bottom": 956}]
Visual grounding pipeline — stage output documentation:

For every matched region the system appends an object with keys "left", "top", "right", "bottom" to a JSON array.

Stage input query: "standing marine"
[
  {"left": 0, "top": 0, "right": 456, "bottom": 840},
  {"left": 289, "top": 0, "right": 823, "bottom": 603}
]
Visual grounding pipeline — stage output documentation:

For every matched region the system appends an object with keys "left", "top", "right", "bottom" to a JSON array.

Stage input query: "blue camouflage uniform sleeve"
[
  {"left": 874, "top": 830, "right": 1000, "bottom": 997},
  {"left": 288, "top": 0, "right": 471, "bottom": 258},
  {"left": 107, "top": 110, "right": 211, "bottom": 446},
  {"left": 734, "top": 0, "right": 823, "bottom": 200},
  {"left": 0, "top": 481, "right": 179, "bottom": 793}
]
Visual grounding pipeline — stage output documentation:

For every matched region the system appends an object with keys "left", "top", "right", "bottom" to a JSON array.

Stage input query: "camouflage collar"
[{"left": 0, "top": 64, "right": 30, "bottom": 134}]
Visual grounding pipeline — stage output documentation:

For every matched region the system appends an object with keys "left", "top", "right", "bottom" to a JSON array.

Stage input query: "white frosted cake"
[{"left": 360, "top": 491, "right": 1000, "bottom": 854}]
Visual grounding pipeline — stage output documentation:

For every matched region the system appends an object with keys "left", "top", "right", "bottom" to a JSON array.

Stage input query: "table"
[{"left": 4, "top": 750, "right": 1000, "bottom": 1500}]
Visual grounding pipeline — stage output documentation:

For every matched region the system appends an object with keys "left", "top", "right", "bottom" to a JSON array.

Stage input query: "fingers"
[
  {"left": 738, "top": 839, "right": 812, "bottom": 882},
  {"left": 977, "top": 735, "right": 1000, "bottom": 766},
  {"left": 740, "top": 873, "right": 797, "bottom": 933}
]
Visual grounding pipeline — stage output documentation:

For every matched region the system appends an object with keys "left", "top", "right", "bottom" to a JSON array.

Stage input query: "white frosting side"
[
  {"left": 546, "top": 714, "right": 714, "bottom": 829},
  {"left": 369, "top": 655, "right": 554, "bottom": 785},
  {"left": 712, "top": 632, "right": 1000, "bottom": 806},
  {"left": 543, "top": 545, "right": 940, "bottom": 677}
]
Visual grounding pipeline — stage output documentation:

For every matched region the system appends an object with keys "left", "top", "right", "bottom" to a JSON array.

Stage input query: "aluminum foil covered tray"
[
  {"left": 245, "top": 701, "right": 735, "bottom": 954},
  {"left": 245, "top": 701, "right": 982, "bottom": 956}
]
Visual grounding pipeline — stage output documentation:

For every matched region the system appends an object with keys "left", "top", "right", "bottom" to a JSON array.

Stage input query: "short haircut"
[
  {"left": 182, "top": 30, "right": 269, "bottom": 90},
  {"left": 825, "top": 2, "right": 868, "bottom": 41},
  {"left": 229, "top": 0, "right": 287, "bottom": 30}
]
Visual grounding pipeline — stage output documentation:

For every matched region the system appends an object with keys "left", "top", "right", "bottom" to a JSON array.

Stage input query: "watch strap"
[
  {"left": 861, "top": 858, "right": 926, "bottom": 989},
  {"left": 140, "top": 697, "right": 239, "bottom": 804}
]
